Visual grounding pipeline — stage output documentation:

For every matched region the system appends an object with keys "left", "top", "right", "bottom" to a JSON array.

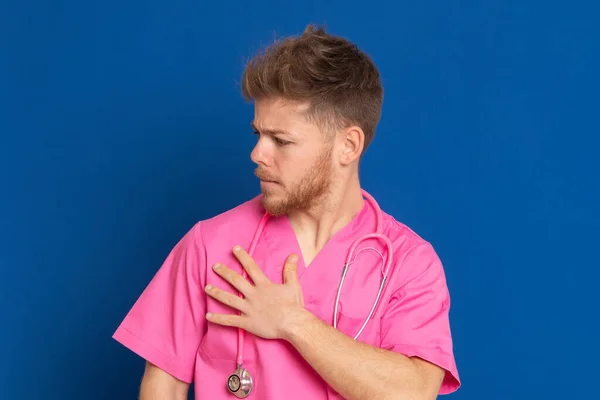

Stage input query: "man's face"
[{"left": 250, "top": 98, "right": 337, "bottom": 216}]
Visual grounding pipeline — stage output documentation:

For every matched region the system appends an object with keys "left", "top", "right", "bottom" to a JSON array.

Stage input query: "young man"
[{"left": 113, "top": 25, "right": 461, "bottom": 400}]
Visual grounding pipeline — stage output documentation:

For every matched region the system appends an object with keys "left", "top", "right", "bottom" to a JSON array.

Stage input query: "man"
[{"left": 113, "top": 24, "right": 460, "bottom": 400}]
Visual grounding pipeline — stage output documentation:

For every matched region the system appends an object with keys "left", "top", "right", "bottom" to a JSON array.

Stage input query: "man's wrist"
[{"left": 280, "top": 308, "right": 317, "bottom": 343}]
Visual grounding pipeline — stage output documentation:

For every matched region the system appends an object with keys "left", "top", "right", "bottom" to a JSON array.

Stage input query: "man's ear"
[{"left": 339, "top": 126, "right": 364, "bottom": 165}]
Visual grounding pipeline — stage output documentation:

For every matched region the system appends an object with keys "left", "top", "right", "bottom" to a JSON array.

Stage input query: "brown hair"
[{"left": 241, "top": 24, "right": 383, "bottom": 153}]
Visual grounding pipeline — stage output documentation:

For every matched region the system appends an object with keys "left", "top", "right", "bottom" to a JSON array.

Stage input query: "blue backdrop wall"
[{"left": 1, "top": 1, "right": 599, "bottom": 399}]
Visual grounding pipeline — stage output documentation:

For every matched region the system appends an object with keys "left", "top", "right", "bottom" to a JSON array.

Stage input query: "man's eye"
[
  {"left": 252, "top": 130, "right": 291, "bottom": 146},
  {"left": 274, "top": 137, "right": 292, "bottom": 146}
]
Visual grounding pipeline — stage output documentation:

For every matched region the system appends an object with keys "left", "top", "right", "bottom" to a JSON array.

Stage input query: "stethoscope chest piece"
[{"left": 227, "top": 364, "right": 253, "bottom": 398}]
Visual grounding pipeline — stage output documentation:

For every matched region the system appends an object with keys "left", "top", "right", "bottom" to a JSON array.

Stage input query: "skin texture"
[
  {"left": 140, "top": 97, "right": 446, "bottom": 399},
  {"left": 139, "top": 362, "right": 189, "bottom": 400}
]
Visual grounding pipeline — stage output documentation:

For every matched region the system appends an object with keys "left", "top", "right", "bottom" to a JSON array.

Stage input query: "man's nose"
[{"left": 250, "top": 139, "right": 269, "bottom": 166}]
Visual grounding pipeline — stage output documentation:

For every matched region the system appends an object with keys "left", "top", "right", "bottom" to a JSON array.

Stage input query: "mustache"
[{"left": 254, "top": 168, "right": 278, "bottom": 182}]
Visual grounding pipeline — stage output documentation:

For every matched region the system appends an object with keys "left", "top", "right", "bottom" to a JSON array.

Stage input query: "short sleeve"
[
  {"left": 112, "top": 222, "right": 207, "bottom": 383},
  {"left": 380, "top": 242, "right": 460, "bottom": 394}
]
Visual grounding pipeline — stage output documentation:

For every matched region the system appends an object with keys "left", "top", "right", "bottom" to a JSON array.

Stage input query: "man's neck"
[{"left": 287, "top": 178, "right": 364, "bottom": 265}]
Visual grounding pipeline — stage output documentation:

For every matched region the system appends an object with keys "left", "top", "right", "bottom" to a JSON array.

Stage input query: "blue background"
[{"left": 1, "top": 1, "right": 598, "bottom": 399}]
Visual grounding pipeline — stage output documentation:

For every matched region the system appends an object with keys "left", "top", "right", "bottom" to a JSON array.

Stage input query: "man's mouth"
[{"left": 255, "top": 169, "right": 279, "bottom": 184}]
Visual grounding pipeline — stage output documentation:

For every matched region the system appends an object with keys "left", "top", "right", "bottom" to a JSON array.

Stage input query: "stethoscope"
[{"left": 226, "top": 189, "right": 394, "bottom": 398}]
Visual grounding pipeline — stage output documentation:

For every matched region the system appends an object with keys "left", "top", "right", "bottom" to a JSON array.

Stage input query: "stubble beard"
[{"left": 258, "top": 147, "right": 335, "bottom": 217}]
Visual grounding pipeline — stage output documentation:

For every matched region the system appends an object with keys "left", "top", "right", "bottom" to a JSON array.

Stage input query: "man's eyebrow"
[{"left": 251, "top": 122, "right": 292, "bottom": 136}]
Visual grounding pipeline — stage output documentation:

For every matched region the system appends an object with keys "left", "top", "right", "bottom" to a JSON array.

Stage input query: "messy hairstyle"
[{"left": 241, "top": 24, "right": 384, "bottom": 152}]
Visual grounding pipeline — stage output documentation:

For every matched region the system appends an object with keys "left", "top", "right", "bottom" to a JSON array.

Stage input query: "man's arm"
[
  {"left": 283, "top": 310, "right": 445, "bottom": 400},
  {"left": 206, "top": 247, "right": 451, "bottom": 400},
  {"left": 112, "top": 223, "right": 208, "bottom": 399},
  {"left": 139, "top": 362, "right": 190, "bottom": 400}
]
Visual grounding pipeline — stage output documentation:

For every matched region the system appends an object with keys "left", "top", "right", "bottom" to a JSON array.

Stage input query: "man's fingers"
[
  {"left": 232, "top": 245, "right": 270, "bottom": 286},
  {"left": 205, "top": 284, "right": 248, "bottom": 313},
  {"left": 205, "top": 312, "right": 246, "bottom": 328},
  {"left": 212, "top": 263, "right": 255, "bottom": 295},
  {"left": 283, "top": 254, "right": 299, "bottom": 285}
]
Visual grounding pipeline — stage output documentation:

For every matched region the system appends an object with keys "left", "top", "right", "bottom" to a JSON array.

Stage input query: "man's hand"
[
  {"left": 205, "top": 245, "right": 308, "bottom": 340},
  {"left": 204, "top": 246, "right": 446, "bottom": 400}
]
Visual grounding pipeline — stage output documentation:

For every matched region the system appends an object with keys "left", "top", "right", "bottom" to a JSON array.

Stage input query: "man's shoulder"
[
  {"left": 380, "top": 209, "right": 433, "bottom": 252},
  {"left": 192, "top": 194, "right": 265, "bottom": 239},
  {"left": 379, "top": 209, "right": 447, "bottom": 282}
]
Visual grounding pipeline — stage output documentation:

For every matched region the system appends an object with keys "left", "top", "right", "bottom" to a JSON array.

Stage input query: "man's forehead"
[
  {"left": 253, "top": 105, "right": 317, "bottom": 135},
  {"left": 251, "top": 120, "right": 301, "bottom": 139}
]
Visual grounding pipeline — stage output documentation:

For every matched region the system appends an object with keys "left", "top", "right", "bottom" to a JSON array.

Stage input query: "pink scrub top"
[{"left": 113, "top": 195, "right": 461, "bottom": 399}]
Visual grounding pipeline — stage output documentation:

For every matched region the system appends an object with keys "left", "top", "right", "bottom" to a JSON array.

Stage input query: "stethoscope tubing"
[{"left": 235, "top": 189, "right": 392, "bottom": 367}]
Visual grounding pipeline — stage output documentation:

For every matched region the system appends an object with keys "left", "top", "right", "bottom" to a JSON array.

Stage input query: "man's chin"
[{"left": 260, "top": 194, "right": 289, "bottom": 217}]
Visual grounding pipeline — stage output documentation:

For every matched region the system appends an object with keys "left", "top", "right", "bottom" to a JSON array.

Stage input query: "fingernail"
[
  {"left": 205, "top": 284, "right": 212, "bottom": 291},
  {"left": 213, "top": 263, "right": 220, "bottom": 270},
  {"left": 290, "top": 254, "right": 298, "bottom": 263},
  {"left": 206, "top": 312, "right": 212, "bottom": 319},
  {"left": 233, "top": 245, "right": 241, "bottom": 252}
]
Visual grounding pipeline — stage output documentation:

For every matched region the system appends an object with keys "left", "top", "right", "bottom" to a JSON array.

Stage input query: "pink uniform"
[{"left": 113, "top": 194, "right": 461, "bottom": 399}]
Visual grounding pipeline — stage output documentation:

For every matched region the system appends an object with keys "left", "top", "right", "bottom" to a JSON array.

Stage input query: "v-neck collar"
[{"left": 262, "top": 199, "right": 372, "bottom": 280}]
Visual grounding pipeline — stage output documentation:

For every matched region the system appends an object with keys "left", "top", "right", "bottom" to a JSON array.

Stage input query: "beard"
[{"left": 255, "top": 146, "right": 335, "bottom": 217}]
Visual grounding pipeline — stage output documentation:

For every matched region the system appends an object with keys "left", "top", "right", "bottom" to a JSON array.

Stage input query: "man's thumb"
[{"left": 283, "top": 254, "right": 299, "bottom": 284}]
